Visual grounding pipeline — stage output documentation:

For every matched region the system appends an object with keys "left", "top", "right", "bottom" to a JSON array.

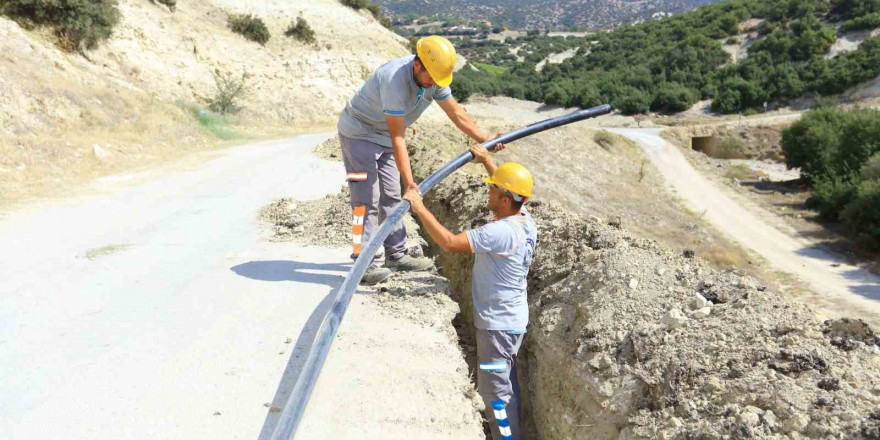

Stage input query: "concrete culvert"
[
  {"left": 690, "top": 135, "right": 747, "bottom": 159},
  {"left": 406, "top": 136, "right": 880, "bottom": 440}
]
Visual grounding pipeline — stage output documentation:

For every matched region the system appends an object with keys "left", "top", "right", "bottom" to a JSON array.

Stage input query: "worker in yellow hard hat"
[
  {"left": 403, "top": 145, "right": 535, "bottom": 440},
  {"left": 338, "top": 35, "right": 505, "bottom": 284}
]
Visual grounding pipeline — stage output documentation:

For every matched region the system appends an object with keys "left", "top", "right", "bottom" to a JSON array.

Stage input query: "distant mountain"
[{"left": 375, "top": 0, "right": 726, "bottom": 30}]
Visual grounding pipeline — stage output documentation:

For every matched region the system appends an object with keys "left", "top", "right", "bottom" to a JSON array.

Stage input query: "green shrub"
[
  {"left": 613, "top": 86, "right": 651, "bottom": 115},
  {"left": 1, "top": 0, "right": 121, "bottom": 51},
  {"left": 842, "top": 12, "right": 880, "bottom": 31},
  {"left": 286, "top": 14, "right": 316, "bottom": 44},
  {"left": 341, "top": 0, "right": 380, "bottom": 19},
  {"left": 208, "top": 70, "right": 249, "bottom": 115},
  {"left": 781, "top": 107, "right": 848, "bottom": 181},
  {"left": 716, "top": 136, "right": 747, "bottom": 159},
  {"left": 544, "top": 83, "right": 572, "bottom": 107},
  {"left": 228, "top": 14, "right": 270, "bottom": 45},
  {"left": 711, "top": 88, "right": 742, "bottom": 114},
  {"left": 744, "top": 108, "right": 758, "bottom": 116},
  {"left": 652, "top": 82, "right": 698, "bottom": 113},
  {"left": 176, "top": 100, "right": 239, "bottom": 139},
  {"left": 841, "top": 178, "right": 880, "bottom": 250},
  {"left": 593, "top": 130, "right": 616, "bottom": 150},
  {"left": 450, "top": 74, "right": 473, "bottom": 102},
  {"left": 861, "top": 153, "right": 880, "bottom": 181},
  {"left": 805, "top": 174, "right": 859, "bottom": 220}
]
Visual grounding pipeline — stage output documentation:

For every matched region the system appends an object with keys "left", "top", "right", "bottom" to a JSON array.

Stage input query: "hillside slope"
[{"left": 0, "top": 0, "right": 408, "bottom": 202}]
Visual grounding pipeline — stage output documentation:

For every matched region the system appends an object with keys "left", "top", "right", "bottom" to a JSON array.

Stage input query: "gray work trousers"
[
  {"left": 339, "top": 133, "right": 407, "bottom": 259},
  {"left": 477, "top": 329, "right": 525, "bottom": 440}
]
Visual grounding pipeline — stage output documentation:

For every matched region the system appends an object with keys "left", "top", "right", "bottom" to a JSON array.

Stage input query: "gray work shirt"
[
  {"left": 466, "top": 209, "right": 537, "bottom": 332},
  {"left": 337, "top": 55, "right": 453, "bottom": 148}
]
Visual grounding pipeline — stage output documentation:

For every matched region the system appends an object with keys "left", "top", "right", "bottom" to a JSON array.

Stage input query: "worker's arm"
[
  {"left": 436, "top": 97, "right": 505, "bottom": 147},
  {"left": 384, "top": 115, "right": 418, "bottom": 193},
  {"left": 403, "top": 189, "right": 472, "bottom": 253},
  {"left": 469, "top": 144, "right": 498, "bottom": 176}
]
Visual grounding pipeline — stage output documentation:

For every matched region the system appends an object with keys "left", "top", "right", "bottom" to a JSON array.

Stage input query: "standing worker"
[
  {"left": 403, "top": 145, "right": 536, "bottom": 440},
  {"left": 337, "top": 35, "right": 503, "bottom": 284}
]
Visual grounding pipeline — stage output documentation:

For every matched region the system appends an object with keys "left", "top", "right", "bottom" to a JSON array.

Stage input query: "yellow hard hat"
[
  {"left": 483, "top": 162, "right": 534, "bottom": 199},
  {"left": 416, "top": 36, "right": 456, "bottom": 87}
]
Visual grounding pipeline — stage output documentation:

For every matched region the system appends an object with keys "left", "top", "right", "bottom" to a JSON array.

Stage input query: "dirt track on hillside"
[{"left": 611, "top": 128, "right": 880, "bottom": 329}]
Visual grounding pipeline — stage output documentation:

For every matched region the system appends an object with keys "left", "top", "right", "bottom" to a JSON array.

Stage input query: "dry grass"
[
  {"left": 0, "top": 85, "right": 332, "bottom": 206},
  {"left": 724, "top": 163, "right": 766, "bottom": 181},
  {"left": 83, "top": 244, "right": 130, "bottom": 260}
]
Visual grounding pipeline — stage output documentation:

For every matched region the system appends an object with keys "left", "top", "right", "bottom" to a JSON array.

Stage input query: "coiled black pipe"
[{"left": 269, "top": 104, "right": 612, "bottom": 440}]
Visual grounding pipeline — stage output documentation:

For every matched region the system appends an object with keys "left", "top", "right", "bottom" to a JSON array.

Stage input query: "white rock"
[
  {"left": 690, "top": 294, "right": 711, "bottom": 310},
  {"left": 662, "top": 308, "right": 689, "bottom": 329},
  {"left": 656, "top": 267, "right": 667, "bottom": 276},
  {"left": 589, "top": 354, "right": 612, "bottom": 370},
  {"left": 589, "top": 215, "right": 602, "bottom": 224},
  {"left": 740, "top": 411, "right": 760, "bottom": 427},
  {"left": 670, "top": 417, "right": 683, "bottom": 428},
  {"left": 705, "top": 376, "right": 725, "bottom": 393},
  {"left": 598, "top": 381, "right": 614, "bottom": 397},
  {"left": 763, "top": 410, "right": 777, "bottom": 428},
  {"left": 629, "top": 278, "right": 639, "bottom": 289},
  {"left": 92, "top": 144, "right": 110, "bottom": 161},
  {"left": 784, "top": 413, "right": 810, "bottom": 433},
  {"left": 692, "top": 307, "right": 711, "bottom": 319}
]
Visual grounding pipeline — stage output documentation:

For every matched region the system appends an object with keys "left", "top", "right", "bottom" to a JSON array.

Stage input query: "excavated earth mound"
[
  {"left": 408, "top": 141, "right": 880, "bottom": 440},
  {"left": 259, "top": 188, "right": 351, "bottom": 247}
]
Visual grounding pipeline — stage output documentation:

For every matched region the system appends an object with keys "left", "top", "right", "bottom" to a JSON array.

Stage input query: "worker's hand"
[
  {"left": 403, "top": 187, "right": 424, "bottom": 211},
  {"left": 404, "top": 180, "right": 421, "bottom": 196},
  {"left": 484, "top": 131, "right": 506, "bottom": 152},
  {"left": 469, "top": 144, "right": 490, "bottom": 164}
]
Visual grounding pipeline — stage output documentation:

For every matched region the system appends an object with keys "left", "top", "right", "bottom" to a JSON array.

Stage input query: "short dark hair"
[{"left": 499, "top": 187, "right": 525, "bottom": 210}]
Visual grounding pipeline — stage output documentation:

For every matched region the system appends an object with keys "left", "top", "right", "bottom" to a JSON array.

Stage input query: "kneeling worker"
[{"left": 404, "top": 145, "right": 536, "bottom": 440}]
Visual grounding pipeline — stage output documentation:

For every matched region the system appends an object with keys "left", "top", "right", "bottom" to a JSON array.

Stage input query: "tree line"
[{"left": 451, "top": 0, "right": 880, "bottom": 115}]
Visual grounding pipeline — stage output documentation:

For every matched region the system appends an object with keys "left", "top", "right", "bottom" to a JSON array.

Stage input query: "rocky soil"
[
  {"left": 259, "top": 188, "right": 351, "bottom": 247},
  {"left": 407, "top": 135, "right": 880, "bottom": 440}
]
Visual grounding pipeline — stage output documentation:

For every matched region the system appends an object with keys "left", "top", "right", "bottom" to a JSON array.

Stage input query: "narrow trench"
[{"left": 415, "top": 210, "right": 540, "bottom": 440}]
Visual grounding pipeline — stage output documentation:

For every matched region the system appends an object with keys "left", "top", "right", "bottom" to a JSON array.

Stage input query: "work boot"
[
  {"left": 351, "top": 250, "right": 384, "bottom": 261},
  {"left": 360, "top": 262, "right": 392, "bottom": 285},
  {"left": 385, "top": 252, "right": 433, "bottom": 272}
]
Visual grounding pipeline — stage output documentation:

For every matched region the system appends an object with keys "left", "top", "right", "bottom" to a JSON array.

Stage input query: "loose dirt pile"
[
  {"left": 258, "top": 184, "right": 428, "bottom": 257},
  {"left": 259, "top": 188, "right": 351, "bottom": 247},
  {"left": 312, "top": 135, "right": 342, "bottom": 162},
  {"left": 407, "top": 139, "right": 880, "bottom": 440}
]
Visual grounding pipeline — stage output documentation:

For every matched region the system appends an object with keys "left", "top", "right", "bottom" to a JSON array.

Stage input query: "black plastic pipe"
[{"left": 269, "top": 104, "right": 612, "bottom": 440}]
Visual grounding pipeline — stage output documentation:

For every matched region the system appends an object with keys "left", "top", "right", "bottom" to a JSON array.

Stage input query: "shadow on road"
[
  {"left": 236, "top": 260, "right": 351, "bottom": 440},
  {"left": 255, "top": 291, "right": 336, "bottom": 440},
  {"left": 792, "top": 246, "right": 880, "bottom": 301},
  {"left": 230, "top": 260, "right": 351, "bottom": 287}
]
